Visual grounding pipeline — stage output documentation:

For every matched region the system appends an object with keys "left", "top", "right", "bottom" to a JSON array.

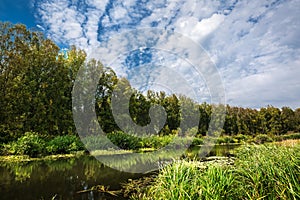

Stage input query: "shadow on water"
[{"left": 0, "top": 156, "right": 146, "bottom": 200}]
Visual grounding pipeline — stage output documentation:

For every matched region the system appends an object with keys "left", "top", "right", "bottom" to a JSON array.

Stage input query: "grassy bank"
[
  {"left": 129, "top": 143, "right": 300, "bottom": 200},
  {"left": 1, "top": 132, "right": 85, "bottom": 157},
  {"left": 0, "top": 152, "right": 85, "bottom": 162},
  {"left": 1, "top": 130, "right": 300, "bottom": 159}
]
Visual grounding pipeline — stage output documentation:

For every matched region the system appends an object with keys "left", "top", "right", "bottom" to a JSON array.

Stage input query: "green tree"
[{"left": 0, "top": 22, "right": 85, "bottom": 141}]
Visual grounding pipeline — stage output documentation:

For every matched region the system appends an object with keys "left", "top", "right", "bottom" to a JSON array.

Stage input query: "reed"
[{"left": 131, "top": 144, "right": 300, "bottom": 200}]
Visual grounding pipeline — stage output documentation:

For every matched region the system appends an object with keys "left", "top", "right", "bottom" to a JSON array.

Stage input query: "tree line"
[{"left": 1, "top": 22, "right": 299, "bottom": 143}]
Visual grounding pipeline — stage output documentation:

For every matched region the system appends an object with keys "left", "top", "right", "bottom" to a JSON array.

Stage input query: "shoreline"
[{"left": 1, "top": 139, "right": 299, "bottom": 163}]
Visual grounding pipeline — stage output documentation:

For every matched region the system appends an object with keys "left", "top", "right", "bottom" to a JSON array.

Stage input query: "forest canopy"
[{"left": 1, "top": 22, "right": 299, "bottom": 144}]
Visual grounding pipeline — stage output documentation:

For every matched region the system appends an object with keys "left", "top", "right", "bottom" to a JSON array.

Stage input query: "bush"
[
  {"left": 252, "top": 134, "right": 273, "bottom": 144},
  {"left": 107, "top": 131, "right": 143, "bottom": 150},
  {"left": 107, "top": 131, "right": 175, "bottom": 150},
  {"left": 191, "top": 137, "right": 204, "bottom": 145},
  {"left": 81, "top": 135, "right": 117, "bottom": 150},
  {"left": 142, "top": 135, "right": 173, "bottom": 149},
  {"left": 7, "top": 132, "right": 46, "bottom": 157},
  {"left": 46, "top": 135, "right": 84, "bottom": 154},
  {"left": 217, "top": 136, "right": 237, "bottom": 144},
  {"left": 233, "top": 134, "right": 250, "bottom": 143},
  {"left": 81, "top": 132, "right": 175, "bottom": 151},
  {"left": 281, "top": 132, "right": 300, "bottom": 140}
]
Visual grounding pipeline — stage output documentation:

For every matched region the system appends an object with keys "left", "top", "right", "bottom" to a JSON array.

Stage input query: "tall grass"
[
  {"left": 234, "top": 144, "right": 300, "bottom": 199},
  {"left": 132, "top": 161, "right": 235, "bottom": 200},
  {"left": 132, "top": 144, "right": 300, "bottom": 200}
]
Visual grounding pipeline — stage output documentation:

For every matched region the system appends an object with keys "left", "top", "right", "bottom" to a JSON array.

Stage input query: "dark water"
[
  {"left": 0, "top": 156, "right": 145, "bottom": 200},
  {"left": 0, "top": 144, "right": 240, "bottom": 200}
]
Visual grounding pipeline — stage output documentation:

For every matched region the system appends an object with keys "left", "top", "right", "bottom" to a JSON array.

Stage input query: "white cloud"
[
  {"left": 174, "top": 14, "right": 225, "bottom": 43},
  {"left": 33, "top": 0, "right": 300, "bottom": 108}
]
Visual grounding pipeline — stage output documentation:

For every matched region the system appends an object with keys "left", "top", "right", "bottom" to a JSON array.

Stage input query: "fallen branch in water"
[{"left": 77, "top": 185, "right": 122, "bottom": 196}]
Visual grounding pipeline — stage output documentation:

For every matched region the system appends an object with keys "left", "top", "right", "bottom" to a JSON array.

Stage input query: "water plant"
[{"left": 131, "top": 144, "right": 300, "bottom": 200}]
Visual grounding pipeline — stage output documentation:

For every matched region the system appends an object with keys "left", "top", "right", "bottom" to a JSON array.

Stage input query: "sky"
[{"left": 1, "top": 0, "right": 300, "bottom": 109}]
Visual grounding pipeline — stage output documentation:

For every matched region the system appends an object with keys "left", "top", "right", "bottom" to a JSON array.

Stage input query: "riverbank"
[
  {"left": 125, "top": 142, "right": 300, "bottom": 200},
  {"left": 0, "top": 151, "right": 86, "bottom": 162},
  {"left": 1, "top": 139, "right": 299, "bottom": 199},
  {"left": 1, "top": 136, "right": 299, "bottom": 163}
]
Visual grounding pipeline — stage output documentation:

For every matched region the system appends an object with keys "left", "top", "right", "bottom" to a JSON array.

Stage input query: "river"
[{"left": 0, "top": 144, "right": 240, "bottom": 200}]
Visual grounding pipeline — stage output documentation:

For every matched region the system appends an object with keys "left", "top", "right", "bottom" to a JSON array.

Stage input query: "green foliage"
[
  {"left": 0, "top": 22, "right": 85, "bottom": 138},
  {"left": 251, "top": 134, "right": 273, "bottom": 144},
  {"left": 133, "top": 144, "right": 300, "bottom": 200},
  {"left": 141, "top": 135, "right": 174, "bottom": 149},
  {"left": 1, "top": 22, "right": 300, "bottom": 157},
  {"left": 81, "top": 132, "right": 175, "bottom": 151},
  {"left": 233, "top": 134, "right": 250, "bottom": 143},
  {"left": 6, "top": 132, "right": 46, "bottom": 157},
  {"left": 138, "top": 161, "right": 235, "bottom": 200},
  {"left": 234, "top": 144, "right": 300, "bottom": 199},
  {"left": 107, "top": 131, "right": 143, "bottom": 150},
  {"left": 191, "top": 137, "right": 204, "bottom": 145},
  {"left": 217, "top": 135, "right": 237, "bottom": 144},
  {"left": 81, "top": 135, "right": 116, "bottom": 150},
  {"left": 280, "top": 132, "right": 300, "bottom": 140},
  {"left": 46, "top": 135, "right": 84, "bottom": 154},
  {"left": 2, "top": 133, "right": 85, "bottom": 156},
  {"left": 106, "top": 131, "right": 174, "bottom": 150}
]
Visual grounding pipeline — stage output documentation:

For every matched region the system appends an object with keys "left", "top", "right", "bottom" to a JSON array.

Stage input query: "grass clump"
[
  {"left": 134, "top": 161, "right": 235, "bottom": 200},
  {"left": 132, "top": 144, "right": 300, "bottom": 200},
  {"left": 234, "top": 144, "right": 300, "bottom": 199}
]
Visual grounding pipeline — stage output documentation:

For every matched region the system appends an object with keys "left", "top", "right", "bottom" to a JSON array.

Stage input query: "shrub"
[
  {"left": 233, "top": 134, "right": 250, "bottom": 143},
  {"left": 191, "top": 137, "right": 204, "bottom": 145},
  {"left": 8, "top": 132, "right": 46, "bottom": 157},
  {"left": 46, "top": 135, "right": 84, "bottom": 154},
  {"left": 107, "top": 131, "right": 143, "bottom": 150},
  {"left": 142, "top": 135, "right": 173, "bottom": 149},
  {"left": 82, "top": 132, "right": 175, "bottom": 151},
  {"left": 217, "top": 136, "right": 237, "bottom": 144},
  {"left": 106, "top": 131, "right": 175, "bottom": 150},
  {"left": 81, "top": 135, "right": 117, "bottom": 150},
  {"left": 252, "top": 134, "right": 273, "bottom": 144},
  {"left": 184, "top": 127, "right": 198, "bottom": 136},
  {"left": 281, "top": 132, "right": 300, "bottom": 140}
]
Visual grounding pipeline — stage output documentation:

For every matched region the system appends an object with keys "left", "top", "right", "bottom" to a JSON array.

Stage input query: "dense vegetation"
[
  {"left": 130, "top": 144, "right": 300, "bottom": 199},
  {"left": 1, "top": 22, "right": 300, "bottom": 156}
]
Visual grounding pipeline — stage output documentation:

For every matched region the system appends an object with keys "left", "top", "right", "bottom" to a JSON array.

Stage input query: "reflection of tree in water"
[
  {"left": 0, "top": 156, "right": 145, "bottom": 200},
  {"left": 14, "top": 164, "right": 32, "bottom": 182}
]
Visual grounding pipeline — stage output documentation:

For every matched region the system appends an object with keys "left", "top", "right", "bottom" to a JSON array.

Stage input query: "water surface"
[
  {"left": 0, "top": 144, "right": 240, "bottom": 199},
  {"left": 0, "top": 156, "right": 145, "bottom": 200}
]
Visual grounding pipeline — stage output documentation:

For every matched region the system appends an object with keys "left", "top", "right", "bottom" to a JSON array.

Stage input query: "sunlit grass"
[
  {"left": 275, "top": 139, "right": 300, "bottom": 147},
  {"left": 132, "top": 143, "right": 300, "bottom": 200},
  {"left": 234, "top": 144, "right": 300, "bottom": 199},
  {"left": 130, "top": 160, "right": 235, "bottom": 200}
]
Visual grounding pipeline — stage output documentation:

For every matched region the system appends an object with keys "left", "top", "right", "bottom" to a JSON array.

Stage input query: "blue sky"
[
  {"left": 1, "top": 0, "right": 300, "bottom": 109},
  {"left": 0, "top": 0, "right": 36, "bottom": 28}
]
